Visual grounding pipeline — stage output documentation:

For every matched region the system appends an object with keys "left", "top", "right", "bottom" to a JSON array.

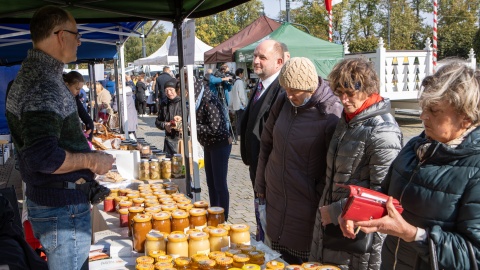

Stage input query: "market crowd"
[{"left": 2, "top": 4, "right": 480, "bottom": 270}]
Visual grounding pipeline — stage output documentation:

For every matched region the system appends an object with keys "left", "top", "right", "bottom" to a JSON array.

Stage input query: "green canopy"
[{"left": 235, "top": 22, "right": 344, "bottom": 78}]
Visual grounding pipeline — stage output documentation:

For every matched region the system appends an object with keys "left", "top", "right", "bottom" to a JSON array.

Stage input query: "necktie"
[{"left": 253, "top": 82, "right": 264, "bottom": 104}]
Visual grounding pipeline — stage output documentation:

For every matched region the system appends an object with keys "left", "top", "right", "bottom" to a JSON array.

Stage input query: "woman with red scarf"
[{"left": 310, "top": 58, "right": 403, "bottom": 269}]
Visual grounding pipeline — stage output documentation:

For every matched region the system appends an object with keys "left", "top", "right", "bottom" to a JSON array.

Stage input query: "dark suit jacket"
[
  {"left": 240, "top": 77, "right": 284, "bottom": 179},
  {"left": 155, "top": 72, "right": 172, "bottom": 102}
]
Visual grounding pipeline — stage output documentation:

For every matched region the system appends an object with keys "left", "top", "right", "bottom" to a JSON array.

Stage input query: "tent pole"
[
  {"left": 119, "top": 42, "right": 129, "bottom": 137},
  {"left": 174, "top": 19, "right": 193, "bottom": 199}
]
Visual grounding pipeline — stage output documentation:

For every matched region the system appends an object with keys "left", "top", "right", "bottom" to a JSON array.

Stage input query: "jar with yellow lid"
[
  {"left": 161, "top": 204, "right": 177, "bottom": 212},
  {"left": 247, "top": 250, "right": 265, "bottom": 266},
  {"left": 301, "top": 262, "right": 323, "bottom": 269},
  {"left": 109, "top": 188, "right": 119, "bottom": 197},
  {"left": 207, "top": 207, "right": 225, "bottom": 227},
  {"left": 242, "top": 264, "right": 261, "bottom": 270},
  {"left": 217, "top": 223, "right": 231, "bottom": 236},
  {"left": 166, "top": 232, "right": 188, "bottom": 258},
  {"left": 225, "top": 248, "right": 242, "bottom": 257},
  {"left": 171, "top": 193, "right": 185, "bottom": 199},
  {"left": 176, "top": 198, "right": 191, "bottom": 205},
  {"left": 189, "top": 232, "right": 210, "bottom": 257},
  {"left": 145, "top": 206, "right": 162, "bottom": 215},
  {"left": 186, "top": 229, "right": 202, "bottom": 236},
  {"left": 118, "top": 208, "right": 129, "bottom": 227},
  {"left": 191, "top": 254, "right": 209, "bottom": 269},
  {"left": 215, "top": 256, "right": 233, "bottom": 270},
  {"left": 136, "top": 256, "right": 155, "bottom": 265},
  {"left": 164, "top": 186, "right": 177, "bottom": 195},
  {"left": 114, "top": 196, "right": 126, "bottom": 210},
  {"left": 161, "top": 159, "right": 172, "bottom": 179},
  {"left": 172, "top": 154, "right": 183, "bottom": 176},
  {"left": 145, "top": 230, "right": 166, "bottom": 255},
  {"left": 171, "top": 210, "right": 190, "bottom": 233},
  {"left": 153, "top": 262, "right": 173, "bottom": 269},
  {"left": 230, "top": 224, "right": 251, "bottom": 245},
  {"left": 232, "top": 254, "right": 250, "bottom": 268},
  {"left": 127, "top": 193, "right": 140, "bottom": 201},
  {"left": 133, "top": 214, "right": 152, "bottom": 252},
  {"left": 133, "top": 197, "right": 146, "bottom": 207},
  {"left": 209, "top": 228, "right": 229, "bottom": 252},
  {"left": 119, "top": 188, "right": 130, "bottom": 196},
  {"left": 177, "top": 203, "right": 193, "bottom": 212},
  {"left": 155, "top": 254, "right": 173, "bottom": 263},
  {"left": 103, "top": 196, "right": 114, "bottom": 212},
  {"left": 128, "top": 206, "right": 145, "bottom": 236},
  {"left": 174, "top": 256, "right": 191, "bottom": 270},
  {"left": 202, "top": 226, "right": 217, "bottom": 234},
  {"left": 156, "top": 268, "right": 176, "bottom": 270},
  {"left": 136, "top": 263, "right": 154, "bottom": 270},
  {"left": 189, "top": 208, "right": 207, "bottom": 230},
  {"left": 145, "top": 201, "right": 160, "bottom": 208},
  {"left": 140, "top": 159, "right": 150, "bottom": 180},
  {"left": 193, "top": 200, "right": 209, "bottom": 209},
  {"left": 119, "top": 200, "right": 133, "bottom": 210},
  {"left": 148, "top": 250, "right": 166, "bottom": 262},
  {"left": 285, "top": 265, "right": 305, "bottom": 270},
  {"left": 150, "top": 159, "right": 161, "bottom": 180},
  {"left": 239, "top": 245, "right": 256, "bottom": 254},
  {"left": 152, "top": 212, "right": 171, "bottom": 234},
  {"left": 266, "top": 260, "right": 285, "bottom": 269},
  {"left": 140, "top": 192, "right": 154, "bottom": 199},
  {"left": 144, "top": 195, "right": 158, "bottom": 201},
  {"left": 197, "top": 259, "right": 216, "bottom": 270},
  {"left": 208, "top": 251, "right": 225, "bottom": 260}
]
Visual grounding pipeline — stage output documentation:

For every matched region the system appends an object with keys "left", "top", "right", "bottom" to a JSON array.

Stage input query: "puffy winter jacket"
[
  {"left": 255, "top": 77, "right": 343, "bottom": 251},
  {"left": 381, "top": 129, "right": 480, "bottom": 269},
  {"left": 155, "top": 96, "right": 182, "bottom": 139},
  {"left": 310, "top": 98, "right": 403, "bottom": 269}
]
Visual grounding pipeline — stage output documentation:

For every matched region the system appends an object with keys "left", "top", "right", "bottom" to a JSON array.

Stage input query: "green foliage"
[
  {"left": 348, "top": 36, "right": 379, "bottom": 52},
  {"left": 124, "top": 22, "right": 169, "bottom": 64},
  {"left": 377, "top": 0, "right": 419, "bottom": 50}
]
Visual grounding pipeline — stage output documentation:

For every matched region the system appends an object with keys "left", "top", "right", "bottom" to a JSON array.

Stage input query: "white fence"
[{"left": 344, "top": 38, "right": 477, "bottom": 112}]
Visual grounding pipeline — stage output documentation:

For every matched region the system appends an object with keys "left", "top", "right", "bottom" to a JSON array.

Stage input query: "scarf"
[{"left": 345, "top": 93, "right": 383, "bottom": 122}]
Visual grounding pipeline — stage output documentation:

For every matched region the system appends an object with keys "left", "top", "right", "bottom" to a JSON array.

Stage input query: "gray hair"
[{"left": 419, "top": 59, "right": 480, "bottom": 124}]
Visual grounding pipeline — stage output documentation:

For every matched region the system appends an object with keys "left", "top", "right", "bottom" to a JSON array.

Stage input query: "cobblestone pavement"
[{"left": 136, "top": 113, "right": 424, "bottom": 234}]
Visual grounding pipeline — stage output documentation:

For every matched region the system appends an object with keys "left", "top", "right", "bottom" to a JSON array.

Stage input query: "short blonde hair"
[
  {"left": 419, "top": 59, "right": 480, "bottom": 124},
  {"left": 328, "top": 58, "right": 379, "bottom": 95}
]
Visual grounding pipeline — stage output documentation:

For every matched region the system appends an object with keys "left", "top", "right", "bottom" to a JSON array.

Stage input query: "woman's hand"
[
  {"left": 338, "top": 215, "right": 356, "bottom": 239},
  {"left": 320, "top": 206, "right": 332, "bottom": 226},
  {"left": 355, "top": 197, "right": 417, "bottom": 242},
  {"left": 165, "top": 122, "right": 172, "bottom": 133}
]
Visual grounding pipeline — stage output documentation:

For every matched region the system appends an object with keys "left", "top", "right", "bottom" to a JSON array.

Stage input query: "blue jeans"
[
  {"left": 204, "top": 143, "right": 232, "bottom": 220},
  {"left": 27, "top": 199, "right": 91, "bottom": 270}
]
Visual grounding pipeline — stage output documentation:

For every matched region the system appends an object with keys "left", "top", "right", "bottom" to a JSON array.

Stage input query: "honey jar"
[
  {"left": 302, "top": 262, "right": 323, "bottom": 269},
  {"left": 136, "top": 256, "right": 155, "bottom": 265},
  {"left": 285, "top": 265, "right": 305, "bottom": 270},
  {"left": 145, "top": 230, "right": 166, "bottom": 255},
  {"left": 174, "top": 256, "right": 191, "bottom": 270},
  {"left": 148, "top": 250, "right": 166, "bottom": 262},
  {"left": 176, "top": 198, "right": 192, "bottom": 205},
  {"left": 161, "top": 158, "right": 172, "bottom": 179},
  {"left": 119, "top": 188, "right": 130, "bottom": 196},
  {"left": 141, "top": 144, "right": 151, "bottom": 157},
  {"left": 217, "top": 224, "right": 231, "bottom": 236},
  {"left": 207, "top": 207, "right": 225, "bottom": 227},
  {"left": 208, "top": 251, "right": 225, "bottom": 260},
  {"left": 153, "top": 262, "right": 174, "bottom": 269},
  {"left": 197, "top": 259, "right": 216, "bottom": 270},
  {"left": 172, "top": 154, "right": 183, "bottom": 176},
  {"left": 191, "top": 254, "right": 209, "bottom": 269},
  {"left": 103, "top": 196, "right": 114, "bottom": 212},
  {"left": 160, "top": 198, "right": 175, "bottom": 205},
  {"left": 118, "top": 208, "right": 129, "bottom": 227},
  {"left": 133, "top": 197, "right": 146, "bottom": 207},
  {"left": 216, "top": 256, "right": 234, "bottom": 270},
  {"left": 164, "top": 187, "right": 177, "bottom": 195},
  {"left": 127, "top": 193, "right": 140, "bottom": 201},
  {"left": 202, "top": 226, "right": 217, "bottom": 234},
  {"left": 266, "top": 260, "right": 285, "bottom": 269},
  {"left": 128, "top": 206, "right": 144, "bottom": 237},
  {"left": 193, "top": 200, "right": 209, "bottom": 210},
  {"left": 225, "top": 248, "right": 242, "bottom": 257},
  {"left": 178, "top": 203, "right": 194, "bottom": 212},
  {"left": 166, "top": 232, "right": 188, "bottom": 258},
  {"left": 150, "top": 159, "right": 161, "bottom": 180},
  {"left": 171, "top": 210, "right": 190, "bottom": 233},
  {"left": 155, "top": 254, "right": 173, "bottom": 263},
  {"left": 242, "top": 264, "right": 261, "bottom": 270},
  {"left": 232, "top": 254, "right": 250, "bottom": 268},
  {"left": 133, "top": 214, "right": 152, "bottom": 252},
  {"left": 119, "top": 200, "right": 133, "bottom": 210},
  {"left": 247, "top": 250, "right": 265, "bottom": 266},
  {"left": 230, "top": 224, "right": 251, "bottom": 245},
  {"left": 145, "top": 206, "right": 162, "bottom": 215},
  {"left": 136, "top": 263, "right": 154, "bottom": 270},
  {"left": 109, "top": 188, "right": 119, "bottom": 197},
  {"left": 152, "top": 212, "right": 171, "bottom": 234},
  {"left": 188, "top": 232, "right": 210, "bottom": 257},
  {"left": 140, "top": 159, "right": 150, "bottom": 180},
  {"left": 239, "top": 245, "right": 256, "bottom": 254},
  {"left": 209, "top": 228, "right": 229, "bottom": 252},
  {"left": 189, "top": 208, "right": 207, "bottom": 230}
]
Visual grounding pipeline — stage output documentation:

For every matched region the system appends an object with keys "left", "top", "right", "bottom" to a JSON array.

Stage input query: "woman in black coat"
[{"left": 155, "top": 78, "right": 181, "bottom": 157}]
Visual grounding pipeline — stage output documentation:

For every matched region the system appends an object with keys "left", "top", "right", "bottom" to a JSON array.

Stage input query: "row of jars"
[
  {"left": 136, "top": 243, "right": 267, "bottom": 270},
  {"left": 139, "top": 154, "right": 183, "bottom": 180}
]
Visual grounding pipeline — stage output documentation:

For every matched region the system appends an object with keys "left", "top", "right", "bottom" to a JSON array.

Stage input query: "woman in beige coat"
[{"left": 94, "top": 81, "right": 112, "bottom": 122}]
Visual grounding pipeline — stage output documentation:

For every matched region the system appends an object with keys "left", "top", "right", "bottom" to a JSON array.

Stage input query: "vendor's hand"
[
  {"left": 85, "top": 129, "right": 92, "bottom": 135},
  {"left": 89, "top": 151, "right": 114, "bottom": 175},
  {"left": 339, "top": 215, "right": 356, "bottom": 239},
  {"left": 165, "top": 122, "right": 172, "bottom": 133},
  {"left": 320, "top": 206, "right": 332, "bottom": 226},
  {"left": 355, "top": 197, "right": 417, "bottom": 242}
]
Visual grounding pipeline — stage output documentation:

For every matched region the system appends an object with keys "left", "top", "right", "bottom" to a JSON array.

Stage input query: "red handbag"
[{"left": 339, "top": 184, "right": 404, "bottom": 221}]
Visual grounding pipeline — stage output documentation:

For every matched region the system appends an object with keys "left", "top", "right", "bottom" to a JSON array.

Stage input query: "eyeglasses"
[
  {"left": 54, "top": 29, "right": 82, "bottom": 40},
  {"left": 333, "top": 88, "right": 358, "bottom": 97}
]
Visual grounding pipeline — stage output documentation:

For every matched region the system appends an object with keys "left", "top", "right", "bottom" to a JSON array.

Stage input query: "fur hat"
[
  {"left": 164, "top": 78, "right": 177, "bottom": 90},
  {"left": 279, "top": 57, "right": 318, "bottom": 92}
]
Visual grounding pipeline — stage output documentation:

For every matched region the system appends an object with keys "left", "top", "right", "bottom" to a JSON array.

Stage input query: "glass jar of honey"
[
  {"left": 141, "top": 144, "right": 151, "bottom": 157},
  {"left": 109, "top": 188, "right": 119, "bottom": 197},
  {"left": 155, "top": 254, "right": 173, "bottom": 264},
  {"left": 266, "top": 260, "right": 285, "bottom": 270},
  {"left": 225, "top": 249, "right": 242, "bottom": 257},
  {"left": 174, "top": 256, "right": 191, "bottom": 270},
  {"left": 150, "top": 159, "right": 161, "bottom": 180},
  {"left": 119, "top": 200, "right": 133, "bottom": 210},
  {"left": 172, "top": 154, "right": 183, "bottom": 176},
  {"left": 119, "top": 188, "right": 130, "bottom": 196},
  {"left": 209, "top": 228, "right": 229, "bottom": 252},
  {"left": 188, "top": 232, "right": 210, "bottom": 257},
  {"left": 239, "top": 245, "right": 256, "bottom": 254},
  {"left": 177, "top": 203, "right": 194, "bottom": 212},
  {"left": 153, "top": 262, "right": 173, "bottom": 269},
  {"left": 189, "top": 208, "right": 207, "bottom": 230},
  {"left": 133, "top": 214, "right": 153, "bottom": 253},
  {"left": 191, "top": 254, "right": 209, "bottom": 270},
  {"left": 208, "top": 251, "right": 225, "bottom": 260},
  {"left": 118, "top": 208, "right": 129, "bottom": 227},
  {"left": 145, "top": 206, "right": 162, "bottom": 215},
  {"left": 171, "top": 210, "right": 189, "bottom": 233},
  {"left": 207, "top": 207, "right": 225, "bottom": 227},
  {"left": 145, "top": 230, "right": 166, "bottom": 255},
  {"left": 232, "top": 254, "right": 250, "bottom": 268},
  {"left": 147, "top": 250, "right": 166, "bottom": 262},
  {"left": 247, "top": 250, "right": 265, "bottom": 266},
  {"left": 166, "top": 232, "right": 188, "bottom": 258},
  {"left": 216, "top": 256, "right": 234, "bottom": 270},
  {"left": 136, "top": 256, "right": 155, "bottom": 265},
  {"left": 161, "top": 159, "right": 172, "bottom": 179},
  {"left": 176, "top": 198, "right": 191, "bottom": 205},
  {"left": 164, "top": 186, "right": 177, "bottom": 195},
  {"left": 127, "top": 193, "right": 139, "bottom": 201},
  {"left": 193, "top": 200, "right": 209, "bottom": 210},
  {"left": 161, "top": 204, "right": 177, "bottom": 212},
  {"left": 152, "top": 212, "right": 171, "bottom": 234},
  {"left": 136, "top": 263, "right": 154, "bottom": 270},
  {"left": 103, "top": 196, "right": 114, "bottom": 212},
  {"left": 140, "top": 159, "right": 150, "bottom": 180},
  {"left": 133, "top": 197, "right": 145, "bottom": 207},
  {"left": 160, "top": 198, "right": 175, "bottom": 205},
  {"left": 198, "top": 259, "right": 216, "bottom": 270},
  {"left": 128, "top": 206, "right": 144, "bottom": 236},
  {"left": 230, "top": 224, "right": 251, "bottom": 245}
]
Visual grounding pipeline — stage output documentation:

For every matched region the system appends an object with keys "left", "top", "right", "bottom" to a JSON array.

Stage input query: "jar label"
[{"left": 196, "top": 249, "right": 210, "bottom": 256}]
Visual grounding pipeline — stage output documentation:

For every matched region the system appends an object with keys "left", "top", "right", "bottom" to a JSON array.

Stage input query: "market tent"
[
  {"left": 134, "top": 35, "right": 213, "bottom": 66},
  {"left": 235, "top": 22, "right": 344, "bottom": 77},
  {"left": 204, "top": 16, "right": 281, "bottom": 64}
]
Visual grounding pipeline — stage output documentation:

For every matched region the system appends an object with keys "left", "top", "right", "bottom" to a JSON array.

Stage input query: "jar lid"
[
  {"left": 231, "top": 224, "right": 250, "bottom": 232},
  {"left": 217, "top": 224, "right": 231, "bottom": 231},
  {"left": 215, "top": 256, "right": 233, "bottom": 265},
  {"left": 144, "top": 195, "right": 158, "bottom": 200},
  {"left": 285, "top": 265, "right": 306, "bottom": 270},
  {"left": 193, "top": 200, "right": 209, "bottom": 207},
  {"left": 174, "top": 256, "right": 191, "bottom": 266},
  {"left": 133, "top": 214, "right": 151, "bottom": 222},
  {"left": 317, "top": 266, "right": 341, "bottom": 270},
  {"left": 208, "top": 251, "right": 225, "bottom": 260},
  {"left": 127, "top": 193, "right": 139, "bottom": 198},
  {"left": 135, "top": 263, "right": 154, "bottom": 270},
  {"left": 152, "top": 212, "right": 171, "bottom": 220},
  {"left": 136, "top": 256, "right": 154, "bottom": 265},
  {"left": 178, "top": 203, "right": 194, "bottom": 212},
  {"left": 161, "top": 204, "right": 177, "bottom": 211},
  {"left": 156, "top": 254, "right": 173, "bottom": 263},
  {"left": 202, "top": 226, "right": 217, "bottom": 234},
  {"left": 176, "top": 198, "right": 191, "bottom": 204},
  {"left": 119, "top": 200, "right": 132, "bottom": 206},
  {"left": 301, "top": 262, "right": 323, "bottom": 269},
  {"left": 186, "top": 229, "right": 202, "bottom": 235},
  {"left": 266, "top": 260, "right": 285, "bottom": 269},
  {"left": 198, "top": 259, "right": 216, "bottom": 268},
  {"left": 208, "top": 228, "right": 228, "bottom": 237},
  {"left": 144, "top": 206, "right": 161, "bottom": 213},
  {"left": 167, "top": 232, "right": 187, "bottom": 242},
  {"left": 153, "top": 262, "right": 173, "bottom": 268},
  {"left": 117, "top": 208, "right": 129, "bottom": 214},
  {"left": 158, "top": 194, "right": 171, "bottom": 198},
  {"left": 192, "top": 254, "right": 209, "bottom": 262},
  {"left": 207, "top": 207, "right": 224, "bottom": 214},
  {"left": 239, "top": 245, "right": 256, "bottom": 253},
  {"left": 247, "top": 250, "right": 265, "bottom": 259},
  {"left": 189, "top": 231, "right": 209, "bottom": 240},
  {"left": 147, "top": 249, "right": 166, "bottom": 258},
  {"left": 105, "top": 196, "right": 113, "bottom": 200},
  {"left": 146, "top": 230, "right": 164, "bottom": 240},
  {"left": 174, "top": 153, "right": 182, "bottom": 157},
  {"left": 242, "top": 264, "right": 261, "bottom": 270},
  {"left": 132, "top": 197, "right": 145, "bottom": 203},
  {"left": 128, "top": 206, "right": 144, "bottom": 213},
  {"left": 232, "top": 254, "right": 250, "bottom": 263},
  {"left": 162, "top": 158, "right": 171, "bottom": 161},
  {"left": 171, "top": 210, "right": 189, "bottom": 218},
  {"left": 140, "top": 159, "right": 149, "bottom": 162},
  {"left": 189, "top": 208, "right": 206, "bottom": 216}
]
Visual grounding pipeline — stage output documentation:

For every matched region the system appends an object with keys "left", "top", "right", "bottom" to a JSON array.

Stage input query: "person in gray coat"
[
  {"left": 310, "top": 58, "right": 403, "bottom": 269},
  {"left": 255, "top": 57, "right": 343, "bottom": 264}
]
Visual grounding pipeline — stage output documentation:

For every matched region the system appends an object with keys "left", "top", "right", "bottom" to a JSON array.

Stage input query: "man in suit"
[
  {"left": 240, "top": 39, "right": 286, "bottom": 191},
  {"left": 155, "top": 66, "right": 173, "bottom": 105}
]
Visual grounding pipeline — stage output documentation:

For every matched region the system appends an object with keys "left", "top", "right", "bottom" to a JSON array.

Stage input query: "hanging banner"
[{"left": 169, "top": 19, "right": 195, "bottom": 65}]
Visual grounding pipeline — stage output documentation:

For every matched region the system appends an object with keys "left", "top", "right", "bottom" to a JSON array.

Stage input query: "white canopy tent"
[{"left": 134, "top": 35, "right": 212, "bottom": 66}]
